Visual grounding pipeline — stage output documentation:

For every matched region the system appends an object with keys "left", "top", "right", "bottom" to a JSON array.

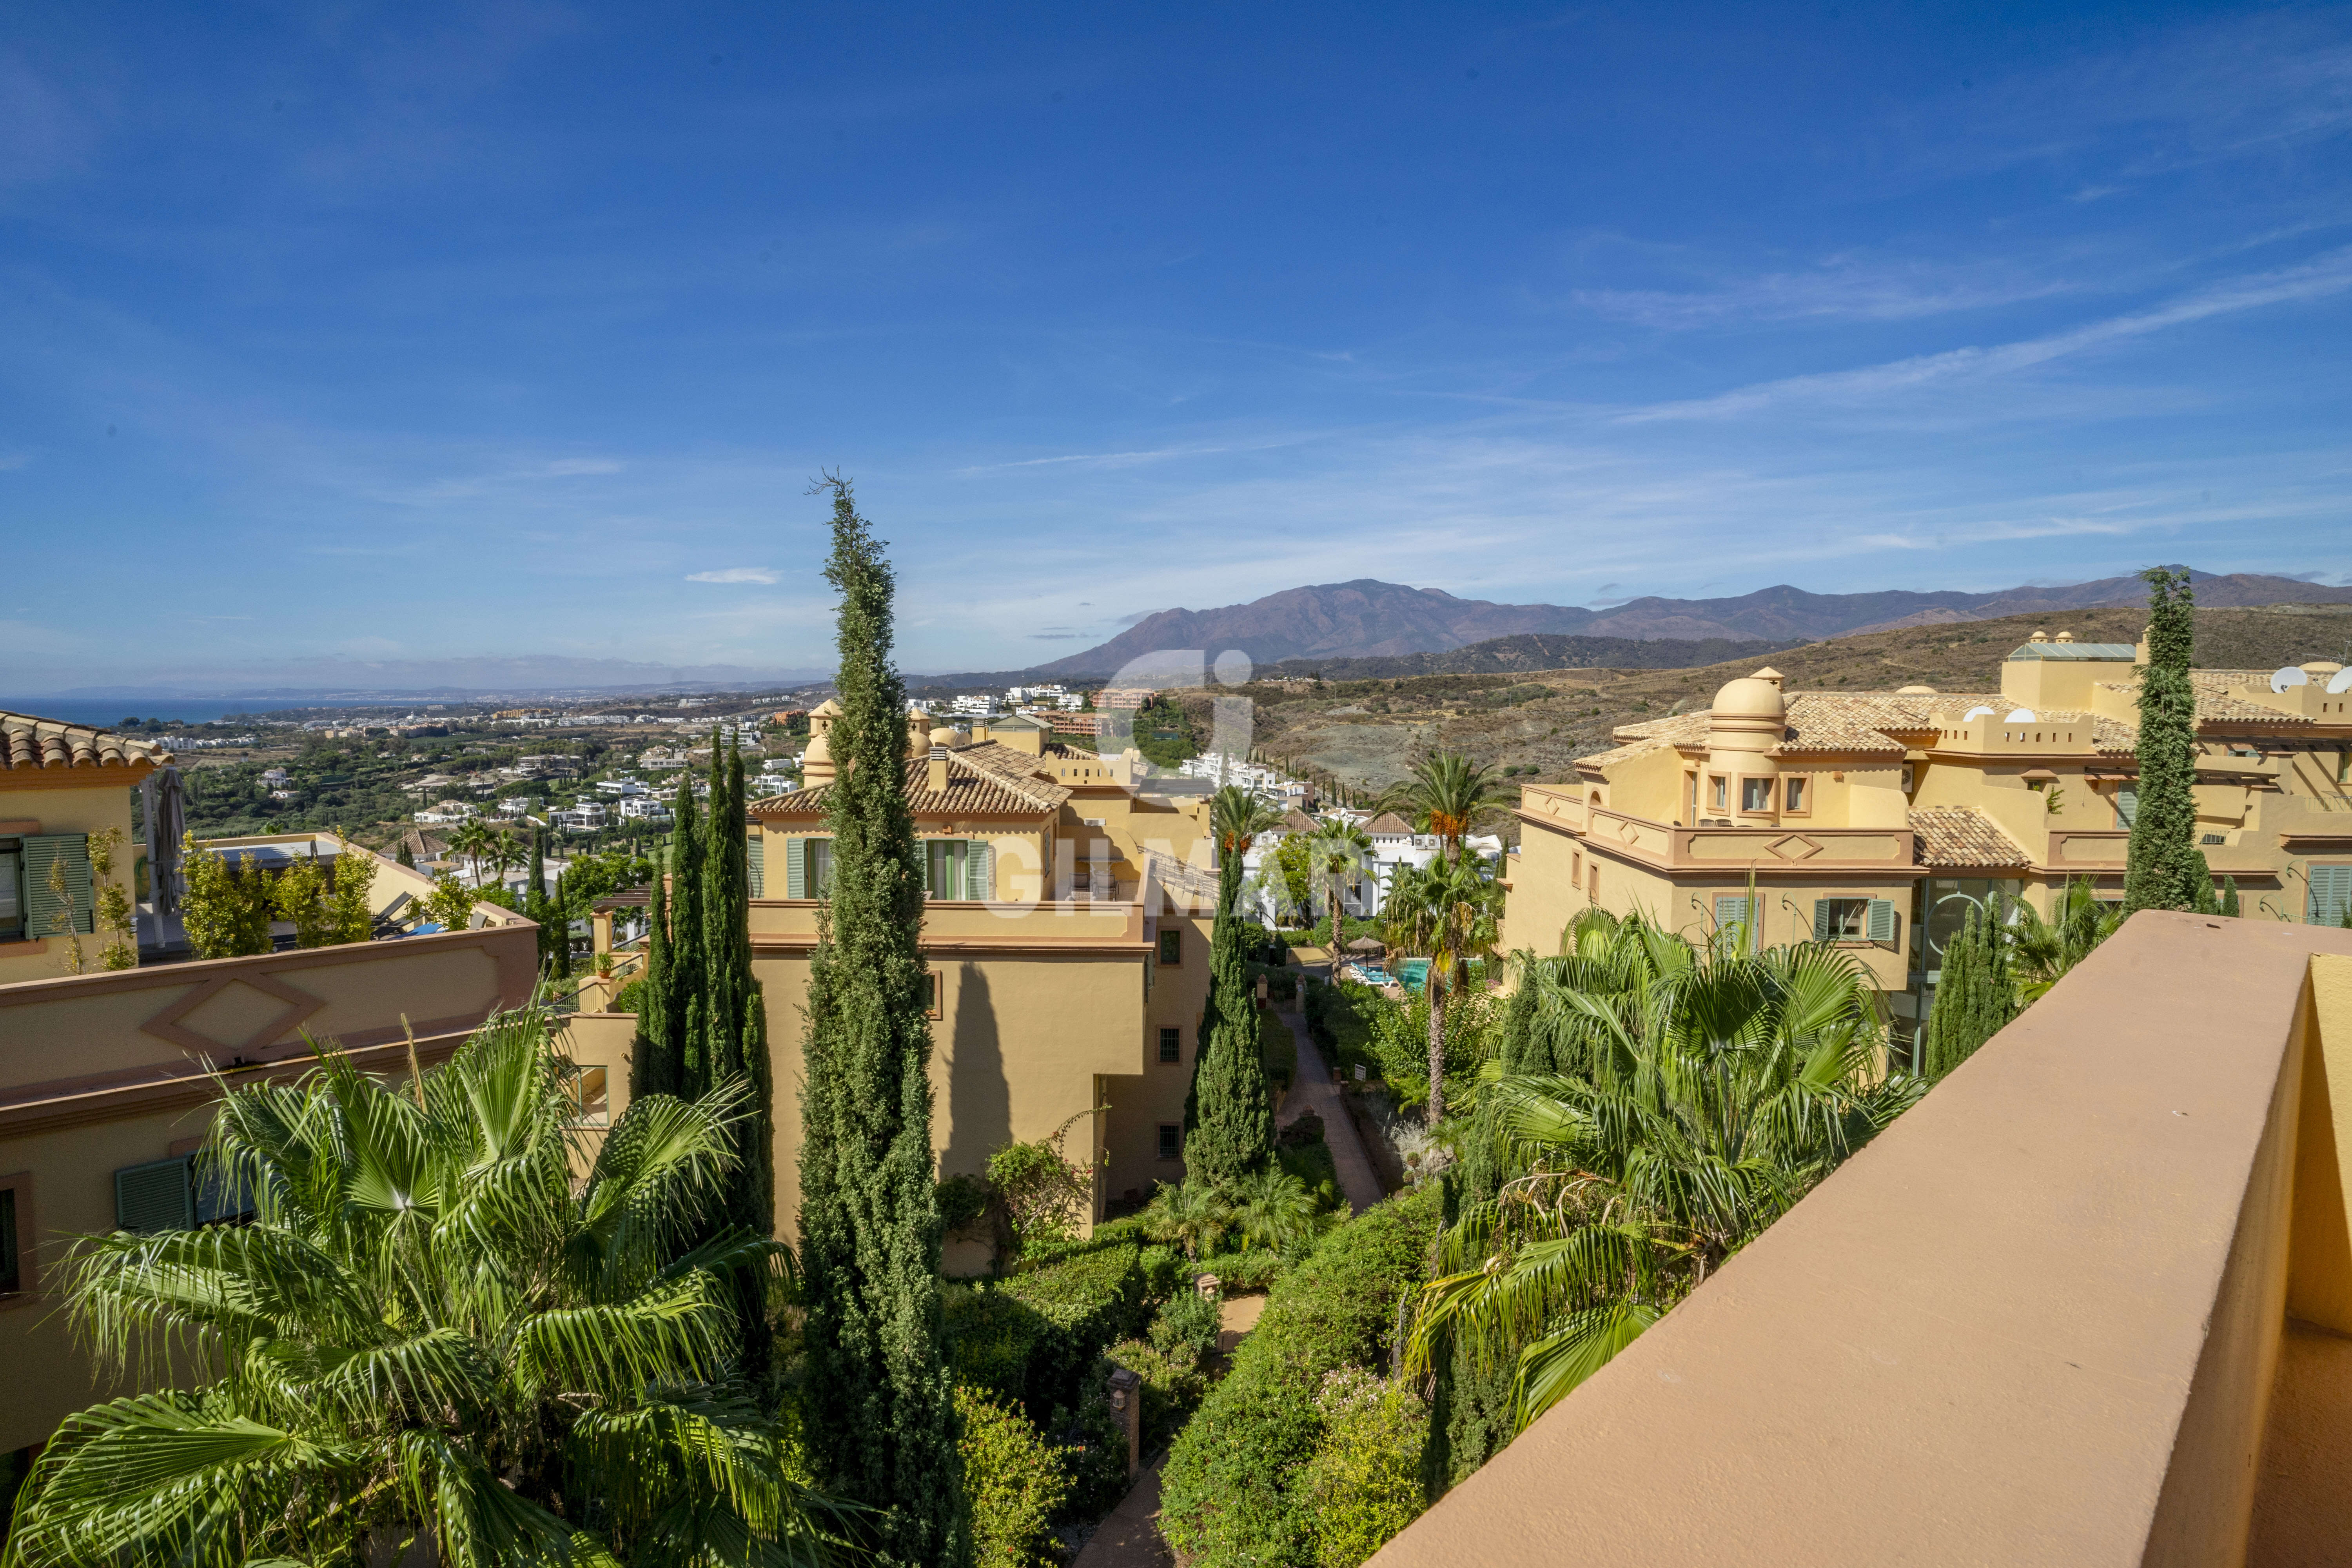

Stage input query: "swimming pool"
[{"left": 1398, "top": 958, "right": 1430, "bottom": 988}]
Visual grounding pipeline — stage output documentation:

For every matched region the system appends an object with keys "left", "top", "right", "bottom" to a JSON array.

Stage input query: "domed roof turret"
[{"left": 1710, "top": 671, "right": 1787, "bottom": 720}]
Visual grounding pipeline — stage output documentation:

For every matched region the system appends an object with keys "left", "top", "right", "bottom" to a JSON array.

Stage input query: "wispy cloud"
[
  {"left": 1619, "top": 247, "right": 2352, "bottom": 423},
  {"left": 1575, "top": 257, "right": 2076, "bottom": 330},
  {"left": 686, "top": 567, "right": 780, "bottom": 584}
]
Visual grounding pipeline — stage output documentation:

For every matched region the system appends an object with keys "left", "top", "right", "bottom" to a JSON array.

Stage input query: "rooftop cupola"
[{"left": 1707, "top": 669, "right": 1787, "bottom": 791}]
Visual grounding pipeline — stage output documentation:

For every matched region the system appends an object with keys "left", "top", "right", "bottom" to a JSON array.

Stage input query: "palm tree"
[
  {"left": 1209, "top": 785, "right": 1282, "bottom": 911},
  {"left": 1396, "top": 751, "right": 1505, "bottom": 864},
  {"left": 447, "top": 817, "right": 498, "bottom": 884},
  {"left": 2009, "top": 878, "right": 2122, "bottom": 1003},
  {"left": 5, "top": 1007, "right": 856, "bottom": 1568},
  {"left": 1229, "top": 1165, "right": 1318, "bottom": 1254},
  {"left": 1380, "top": 855, "right": 1501, "bottom": 1125},
  {"left": 1407, "top": 933, "right": 1918, "bottom": 1431},
  {"left": 1306, "top": 818, "right": 1375, "bottom": 950},
  {"left": 1140, "top": 1178, "right": 1231, "bottom": 1262}
]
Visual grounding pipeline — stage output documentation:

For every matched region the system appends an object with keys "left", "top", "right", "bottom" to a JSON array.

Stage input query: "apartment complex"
[
  {"left": 0, "top": 711, "right": 539, "bottom": 1457},
  {"left": 564, "top": 703, "right": 1225, "bottom": 1263},
  {"left": 1503, "top": 635, "right": 2352, "bottom": 1053}
]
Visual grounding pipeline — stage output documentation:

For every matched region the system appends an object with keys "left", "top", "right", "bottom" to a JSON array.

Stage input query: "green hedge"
[
  {"left": 946, "top": 1243, "right": 1154, "bottom": 1417},
  {"left": 1160, "top": 1186, "right": 1443, "bottom": 1566},
  {"left": 1261, "top": 1009, "right": 1298, "bottom": 1089}
]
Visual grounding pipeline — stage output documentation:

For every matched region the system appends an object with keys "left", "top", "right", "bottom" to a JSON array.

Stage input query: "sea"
[{"left": 0, "top": 698, "right": 326, "bottom": 729}]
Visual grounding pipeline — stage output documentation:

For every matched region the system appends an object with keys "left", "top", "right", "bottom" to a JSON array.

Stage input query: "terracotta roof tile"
[
  {"left": 752, "top": 747, "right": 1069, "bottom": 819},
  {"left": 1364, "top": 811, "right": 1416, "bottom": 835},
  {"left": 1910, "top": 806, "right": 2031, "bottom": 869},
  {"left": 0, "top": 711, "right": 172, "bottom": 773}
]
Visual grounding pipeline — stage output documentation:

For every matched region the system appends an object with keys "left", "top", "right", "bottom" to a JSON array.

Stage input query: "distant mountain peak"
[{"left": 1028, "top": 571, "right": 2352, "bottom": 676}]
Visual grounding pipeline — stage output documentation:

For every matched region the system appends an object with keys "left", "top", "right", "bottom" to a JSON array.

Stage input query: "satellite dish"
[
  {"left": 2004, "top": 707, "right": 2037, "bottom": 724},
  {"left": 2329, "top": 668, "right": 2352, "bottom": 695},
  {"left": 1962, "top": 705, "right": 1995, "bottom": 722},
  {"left": 2271, "top": 666, "right": 2309, "bottom": 693}
]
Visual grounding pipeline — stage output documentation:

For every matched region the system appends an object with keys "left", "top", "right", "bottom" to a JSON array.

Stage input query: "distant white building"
[
  {"left": 595, "top": 776, "right": 650, "bottom": 797},
  {"left": 618, "top": 795, "right": 673, "bottom": 822},
  {"left": 260, "top": 767, "right": 292, "bottom": 786},
  {"left": 552, "top": 802, "right": 608, "bottom": 832},
  {"left": 416, "top": 800, "right": 479, "bottom": 825}
]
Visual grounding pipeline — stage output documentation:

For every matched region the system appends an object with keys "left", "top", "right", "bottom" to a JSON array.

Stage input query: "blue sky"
[{"left": 4, "top": 2, "right": 2350, "bottom": 688}]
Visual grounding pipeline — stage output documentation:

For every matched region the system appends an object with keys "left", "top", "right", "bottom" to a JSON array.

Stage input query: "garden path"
[
  {"left": 1071, "top": 1294, "right": 1270, "bottom": 1568},
  {"left": 1276, "top": 1005, "right": 1385, "bottom": 1215}
]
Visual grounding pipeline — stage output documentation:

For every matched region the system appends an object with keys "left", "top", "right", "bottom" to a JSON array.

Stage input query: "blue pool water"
[{"left": 1399, "top": 958, "right": 1431, "bottom": 987}]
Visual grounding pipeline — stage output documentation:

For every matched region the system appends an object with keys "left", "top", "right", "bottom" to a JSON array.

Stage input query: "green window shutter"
[
  {"left": 23, "top": 834, "right": 96, "bottom": 937},
  {"left": 784, "top": 838, "right": 806, "bottom": 899},
  {"left": 970, "top": 841, "right": 993, "bottom": 901},
  {"left": 1811, "top": 900, "right": 1831, "bottom": 942},
  {"left": 1867, "top": 899, "right": 1898, "bottom": 942},
  {"left": 811, "top": 838, "right": 833, "bottom": 895},
  {"left": 115, "top": 1157, "right": 192, "bottom": 1233},
  {"left": 2310, "top": 865, "right": 2352, "bottom": 926},
  {"left": 2114, "top": 787, "right": 2138, "bottom": 829}
]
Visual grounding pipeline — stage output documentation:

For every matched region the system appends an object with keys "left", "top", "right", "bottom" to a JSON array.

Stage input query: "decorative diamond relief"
[
  {"left": 1768, "top": 835, "right": 1823, "bottom": 861},
  {"left": 143, "top": 971, "right": 326, "bottom": 1056}
]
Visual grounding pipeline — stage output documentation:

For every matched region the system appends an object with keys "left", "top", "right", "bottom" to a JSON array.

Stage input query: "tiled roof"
[
  {"left": 753, "top": 747, "right": 1070, "bottom": 819},
  {"left": 1910, "top": 806, "right": 2031, "bottom": 869},
  {"left": 1, "top": 711, "right": 171, "bottom": 773},
  {"left": 1364, "top": 811, "right": 1416, "bottom": 835},
  {"left": 1776, "top": 694, "right": 1920, "bottom": 755},
  {"left": 2091, "top": 674, "right": 2317, "bottom": 728},
  {"left": 1281, "top": 810, "right": 1319, "bottom": 833}
]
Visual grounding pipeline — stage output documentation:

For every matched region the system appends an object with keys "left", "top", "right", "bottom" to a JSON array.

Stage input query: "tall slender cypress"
[
  {"left": 630, "top": 859, "right": 674, "bottom": 1098},
  {"left": 1923, "top": 901, "right": 2018, "bottom": 1079},
  {"left": 527, "top": 827, "right": 550, "bottom": 973},
  {"left": 798, "top": 477, "right": 967, "bottom": 1568},
  {"left": 2221, "top": 877, "right": 2241, "bottom": 918},
  {"left": 1182, "top": 849, "right": 1274, "bottom": 1183},
  {"left": 669, "top": 776, "right": 710, "bottom": 1093},
  {"left": 2125, "top": 567, "right": 2200, "bottom": 913}
]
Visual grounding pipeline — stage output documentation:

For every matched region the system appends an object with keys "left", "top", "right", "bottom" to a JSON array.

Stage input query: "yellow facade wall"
[{"left": 0, "top": 775, "right": 144, "bottom": 988}]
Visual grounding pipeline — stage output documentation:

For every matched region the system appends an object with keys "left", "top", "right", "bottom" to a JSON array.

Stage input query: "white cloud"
[{"left": 686, "top": 567, "right": 781, "bottom": 584}]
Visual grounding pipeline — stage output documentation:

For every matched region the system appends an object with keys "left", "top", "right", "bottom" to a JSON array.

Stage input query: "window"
[
  {"left": 1900, "top": 764, "right": 1916, "bottom": 795},
  {"left": 2114, "top": 788, "right": 2138, "bottom": 829},
  {"left": 926, "top": 971, "right": 944, "bottom": 1019},
  {"left": 1588, "top": 862, "right": 1601, "bottom": 902},
  {"left": 0, "top": 839, "right": 20, "bottom": 942},
  {"left": 1714, "top": 895, "right": 1749, "bottom": 935},
  {"left": 1710, "top": 776, "right": 1728, "bottom": 811},
  {"left": 924, "top": 838, "right": 995, "bottom": 900},
  {"left": 1813, "top": 898, "right": 1895, "bottom": 942},
  {"left": 1685, "top": 774, "right": 1699, "bottom": 822},
  {"left": 2311, "top": 865, "right": 2352, "bottom": 927},
  {"left": 2200, "top": 833, "right": 2226, "bottom": 846},
  {"left": 1156, "top": 1124, "right": 1182, "bottom": 1161},
  {"left": 1784, "top": 777, "right": 1807, "bottom": 813},
  {"left": 1817, "top": 898, "right": 1870, "bottom": 941},
  {"left": 1741, "top": 777, "right": 1774, "bottom": 813},
  {"left": 16, "top": 835, "right": 93, "bottom": 940},
  {"left": 1571, "top": 851, "right": 1581, "bottom": 884},
  {"left": 1158, "top": 1026, "right": 1182, "bottom": 1063},
  {"left": 782, "top": 837, "right": 835, "bottom": 898},
  {"left": 1158, "top": 927, "right": 1183, "bottom": 966},
  {"left": 114, "top": 1158, "right": 193, "bottom": 1234}
]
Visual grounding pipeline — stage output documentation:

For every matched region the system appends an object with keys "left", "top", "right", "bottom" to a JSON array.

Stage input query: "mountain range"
[{"left": 1028, "top": 571, "right": 2352, "bottom": 677}]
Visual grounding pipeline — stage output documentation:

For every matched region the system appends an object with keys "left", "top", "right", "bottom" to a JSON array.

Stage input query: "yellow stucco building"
[
  {"left": 1503, "top": 635, "right": 2352, "bottom": 1057},
  {"left": 564, "top": 703, "right": 1229, "bottom": 1268},
  {"left": 0, "top": 711, "right": 540, "bottom": 1464}
]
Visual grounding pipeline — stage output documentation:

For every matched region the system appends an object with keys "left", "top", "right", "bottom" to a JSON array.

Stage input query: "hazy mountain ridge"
[{"left": 1031, "top": 571, "right": 2352, "bottom": 674}]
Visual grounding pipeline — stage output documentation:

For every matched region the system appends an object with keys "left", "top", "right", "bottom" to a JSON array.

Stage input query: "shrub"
[
  {"left": 1279, "top": 1109, "right": 1326, "bottom": 1147},
  {"left": 1103, "top": 1336, "right": 1209, "bottom": 1451},
  {"left": 1278, "top": 1139, "right": 1341, "bottom": 1212},
  {"left": 1160, "top": 1186, "right": 1444, "bottom": 1567},
  {"left": 1260, "top": 1009, "right": 1298, "bottom": 1089},
  {"left": 957, "top": 1383, "right": 1071, "bottom": 1568},
  {"left": 1299, "top": 1371, "right": 1430, "bottom": 1567},
  {"left": 1045, "top": 1377, "right": 1130, "bottom": 1523},
  {"left": 947, "top": 1244, "right": 1151, "bottom": 1416},
  {"left": 1151, "top": 1285, "right": 1223, "bottom": 1358}
]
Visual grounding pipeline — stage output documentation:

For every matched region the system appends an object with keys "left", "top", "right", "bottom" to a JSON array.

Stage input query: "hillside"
[
  {"left": 1021, "top": 571, "right": 2352, "bottom": 676},
  {"left": 1216, "top": 605, "right": 2352, "bottom": 833},
  {"left": 1261, "top": 632, "right": 1808, "bottom": 680}
]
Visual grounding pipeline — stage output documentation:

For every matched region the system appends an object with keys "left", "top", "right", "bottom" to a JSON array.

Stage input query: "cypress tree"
[
  {"left": 669, "top": 776, "right": 709, "bottom": 1093},
  {"left": 396, "top": 838, "right": 416, "bottom": 869},
  {"left": 1923, "top": 901, "right": 2019, "bottom": 1079},
  {"left": 696, "top": 735, "right": 775, "bottom": 1376},
  {"left": 2125, "top": 567, "right": 2200, "bottom": 913},
  {"left": 630, "top": 862, "right": 673, "bottom": 1098},
  {"left": 527, "top": 827, "right": 550, "bottom": 973},
  {"left": 2189, "top": 848, "right": 2220, "bottom": 915},
  {"left": 797, "top": 476, "right": 967, "bottom": 1568},
  {"left": 2221, "top": 877, "right": 2241, "bottom": 918},
  {"left": 1182, "top": 847, "right": 1274, "bottom": 1184}
]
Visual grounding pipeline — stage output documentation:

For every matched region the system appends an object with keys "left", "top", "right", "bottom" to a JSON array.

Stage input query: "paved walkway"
[
  {"left": 1072, "top": 1294, "right": 1270, "bottom": 1568},
  {"left": 1275, "top": 1006, "right": 1386, "bottom": 1215}
]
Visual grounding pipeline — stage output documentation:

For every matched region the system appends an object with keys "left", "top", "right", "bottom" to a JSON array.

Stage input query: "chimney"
[{"left": 927, "top": 744, "right": 949, "bottom": 796}]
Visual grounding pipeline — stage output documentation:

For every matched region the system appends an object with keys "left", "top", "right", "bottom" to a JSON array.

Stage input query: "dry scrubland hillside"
[{"left": 1210, "top": 605, "right": 2352, "bottom": 837}]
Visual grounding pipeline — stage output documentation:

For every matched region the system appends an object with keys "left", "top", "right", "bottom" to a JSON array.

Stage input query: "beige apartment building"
[
  {"left": 1503, "top": 635, "right": 2352, "bottom": 1055},
  {"left": 564, "top": 703, "right": 1227, "bottom": 1266},
  {"left": 0, "top": 710, "right": 540, "bottom": 1461}
]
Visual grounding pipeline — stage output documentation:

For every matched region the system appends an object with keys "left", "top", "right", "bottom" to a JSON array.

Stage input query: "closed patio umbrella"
[{"left": 142, "top": 766, "right": 187, "bottom": 916}]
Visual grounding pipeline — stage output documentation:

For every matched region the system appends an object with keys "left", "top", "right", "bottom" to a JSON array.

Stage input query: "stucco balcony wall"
[{"left": 1372, "top": 912, "right": 2352, "bottom": 1568}]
